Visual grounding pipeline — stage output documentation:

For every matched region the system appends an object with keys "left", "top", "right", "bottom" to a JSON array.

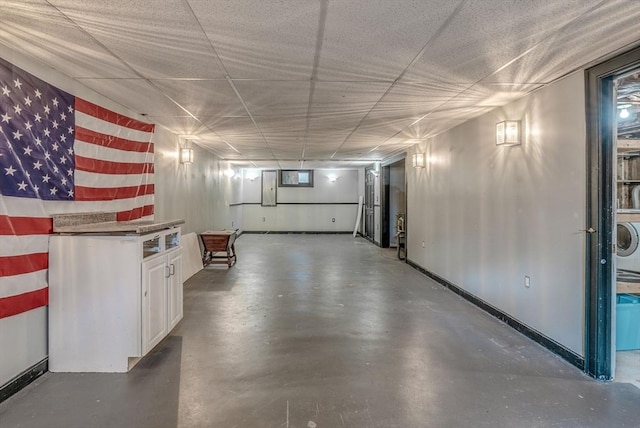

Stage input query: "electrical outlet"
[
  {"left": 524, "top": 276, "right": 531, "bottom": 288},
  {"left": 332, "top": 218, "right": 335, "bottom": 222}
]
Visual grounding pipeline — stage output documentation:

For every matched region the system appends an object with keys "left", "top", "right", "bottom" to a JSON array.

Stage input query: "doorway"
[
  {"left": 381, "top": 159, "right": 406, "bottom": 252},
  {"left": 364, "top": 167, "right": 375, "bottom": 241},
  {"left": 585, "top": 45, "right": 640, "bottom": 382}
]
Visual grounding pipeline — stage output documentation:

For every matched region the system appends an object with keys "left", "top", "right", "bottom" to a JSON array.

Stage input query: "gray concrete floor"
[{"left": 1, "top": 234, "right": 639, "bottom": 428}]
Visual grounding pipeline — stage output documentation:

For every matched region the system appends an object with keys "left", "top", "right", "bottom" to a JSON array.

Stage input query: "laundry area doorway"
[{"left": 586, "top": 46, "right": 640, "bottom": 386}]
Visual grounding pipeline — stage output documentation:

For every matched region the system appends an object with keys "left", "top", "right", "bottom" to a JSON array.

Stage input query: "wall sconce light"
[
  {"left": 412, "top": 153, "right": 425, "bottom": 168},
  {"left": 180, "top": 147, "right": 194, "bottom": 164},
  {"left": 327, "top": 174, "right": 338, "bottom": 182},
  {"left": 224, "top": 168, "right": 235, "bottom": 178},
  {"left": 496, "top": 120, "right": 521, "bottom": 146}
]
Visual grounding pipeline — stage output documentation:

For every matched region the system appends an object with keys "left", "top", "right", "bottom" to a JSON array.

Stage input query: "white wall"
[
  {"left": 0, "top": 49, "right": 226, "bottom": 387},
  {"left": 240, "top": 168, "right": 360, "bottom": 232},
  {"left": 407, "top": 72, "right": 587, "bottom": 355}
]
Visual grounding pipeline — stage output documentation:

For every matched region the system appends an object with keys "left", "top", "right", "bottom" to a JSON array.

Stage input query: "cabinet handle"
[
  {"left": 170, "top": 263, "right": 175, "bottom": 276},
  {"left": 165, "top": 265, "right": 171, "bottom": 278}
]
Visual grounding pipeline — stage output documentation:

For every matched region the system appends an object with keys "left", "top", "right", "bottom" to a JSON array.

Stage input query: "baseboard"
[
  {"left": 406, "top": 259, "right": 585, "bottom": 371},
  {"left": 240, "top": 231, "right": 354, "bottom": 235},
  {"left": 0, "top": 358, "right": 48, "bottom": 403}
]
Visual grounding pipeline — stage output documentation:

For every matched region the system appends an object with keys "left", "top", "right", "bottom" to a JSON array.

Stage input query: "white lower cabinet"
[
  {"left": 49, "top": 228, "right": 183, "bottom": 372},
  {"left": 142, "top": 249, "right": 182, "bottom": 354}
]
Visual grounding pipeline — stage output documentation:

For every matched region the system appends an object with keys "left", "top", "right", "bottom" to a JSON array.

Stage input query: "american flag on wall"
[{"left": 0, "top": 57, "right": 155, "bottom": 319}]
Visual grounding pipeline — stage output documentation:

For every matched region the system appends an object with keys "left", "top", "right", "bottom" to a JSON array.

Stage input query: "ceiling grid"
[{"left": 0, "top": 0, "right": 638, "bottom": 168}]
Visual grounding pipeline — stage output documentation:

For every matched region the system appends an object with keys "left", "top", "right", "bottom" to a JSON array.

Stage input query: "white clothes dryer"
[{"left": 617, "top": 222, "right": 640, "bottom": 273}]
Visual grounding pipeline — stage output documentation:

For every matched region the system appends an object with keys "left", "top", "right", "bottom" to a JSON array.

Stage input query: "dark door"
[{"left": 585, "top": 46, "right": 640, "bottom": 380}]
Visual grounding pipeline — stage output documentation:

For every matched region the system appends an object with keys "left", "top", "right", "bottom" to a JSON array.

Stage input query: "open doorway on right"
[
  {"left": 614, "top": 70, "right": 640, "bottom": 389},
  {"left": 381, "top": 159, "right": 406, "bottom": 259}
]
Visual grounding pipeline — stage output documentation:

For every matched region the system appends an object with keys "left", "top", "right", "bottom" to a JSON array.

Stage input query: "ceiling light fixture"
[
  {"left": 619, "top": 108, "right": 630, "bottom": 119},
  {"left": 496, "top": 120, "right": 521, "bottom": 146},
  {"left": 180, "top": 147, "right": 194, "bottom": 164},
  {"left": 412, "top": 153, "right": 425, "bottom": 168}
]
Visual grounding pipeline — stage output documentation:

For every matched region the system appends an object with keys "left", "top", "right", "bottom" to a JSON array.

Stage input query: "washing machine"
[{"left": 617, "top": 222, "right": 640, "bottom": 273}]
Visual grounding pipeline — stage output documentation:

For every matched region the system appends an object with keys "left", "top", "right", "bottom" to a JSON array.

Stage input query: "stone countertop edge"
[{"left": 52, "top": 218, "right": 186, "bottom": 234}]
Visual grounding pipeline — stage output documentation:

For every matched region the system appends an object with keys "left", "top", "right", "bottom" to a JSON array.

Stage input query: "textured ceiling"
[{"left": 1, "top": 0, "right": 639, "bottom": 169}]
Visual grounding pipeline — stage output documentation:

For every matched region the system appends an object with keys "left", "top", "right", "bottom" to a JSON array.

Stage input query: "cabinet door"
[
  {"left": 167, "top": 250, "right": 183, "bottom": 330},
  {"left": 142, "top": 255, "right": 168, "bottom": 354}
]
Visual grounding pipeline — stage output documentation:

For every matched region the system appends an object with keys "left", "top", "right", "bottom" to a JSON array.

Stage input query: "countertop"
[{"left": 52, "top": 212, "right": 185, "bottom": 234}]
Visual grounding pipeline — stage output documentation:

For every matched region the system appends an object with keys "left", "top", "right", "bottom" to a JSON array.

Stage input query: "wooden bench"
[{"left": 200, "top": 230, "right": 237, "bottom": 267}]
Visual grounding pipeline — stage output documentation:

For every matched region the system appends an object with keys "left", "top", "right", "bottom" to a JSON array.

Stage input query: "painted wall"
[
  {"left": 406, "top": 72, "right": 586, "bottom": 354},
  {"left": 0, "top": 50, "right": 225, "bottom": 387},
  {"left": 240, "top": 168, "right": 360, "bottom": 232}
]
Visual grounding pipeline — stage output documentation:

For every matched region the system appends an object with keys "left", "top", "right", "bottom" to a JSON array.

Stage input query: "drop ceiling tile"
[
  {"left": 0, "top": 0, "right": 137, "bottom": 78},
  {"left": 309, "top": 81, "right": 391, "bottom": 115},
  {"left": 233, "top": 81, "right": 311, "bottom": 116},
  {"left": 150, "top": 80, "right": 247, "bottom": 118},
  {"left": 193, "top": 117, "right": 261, "bottom": 140},
  {"left": 317, "top": 0, "right": 460, "bottom": 81},
  {"left": 402, "top": 0, "right": 603, "bottom": 84},
  {"left": 189, "top": 0, "right": 318, "bottom": 79},
  {"left": 50, "top": 0, "right": 227, "bottom": 79},
  {"left": 307, "top": 112, "right": 367, "bottom": 134},
  {"left": 77, "top": 78, "right": 186, "bottom": 117},
  {"left": 485, "top": 1, "right": 640, "bottom": 85}
]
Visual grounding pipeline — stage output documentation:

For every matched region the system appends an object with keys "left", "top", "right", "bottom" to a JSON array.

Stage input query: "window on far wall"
[{"left": 279, "top": 169, "right": 314, "bottom": 187}]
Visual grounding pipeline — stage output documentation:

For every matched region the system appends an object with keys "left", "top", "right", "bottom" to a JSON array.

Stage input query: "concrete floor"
[{"left": 1, "top": 234, "right": 639, "bottom": 428}]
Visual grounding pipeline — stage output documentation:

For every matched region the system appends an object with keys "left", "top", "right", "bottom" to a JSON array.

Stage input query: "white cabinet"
[
  {"left": 49, "top": 227, "right": 183, "bottom": 373},
  {"left": 141, "top": 247, "right": 182, "bottom": 354}
]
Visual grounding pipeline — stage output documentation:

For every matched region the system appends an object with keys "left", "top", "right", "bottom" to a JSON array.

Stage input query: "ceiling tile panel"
[
  {"left": 317, "top": 0, "right": 461, "bottom": 81},
  {"left": 233, "top": 81, "right": 311, "bottom": 116},
  {"left": 76, "top": 78, "right": 185, "bottom": 116},
  {"left": 189, "top": 0, "right": 319, "bottom": 79},
  {"left": 402, "top": 0, "right": 603, "bottom": 84},
  {"left": 485, "top": 1, "right": 640, "bottom": 85},
  {"left": 0, "top": 0, "right": 137, "bottom": 78},
  {"left": 309, "top": 81, "right": 391, "bottom": 115},
  {"left": 150, "top": 80, "right": 247, "bottom": 118},
  {"left": 50, "top": 0, "right": 227, "bottom": 79}
]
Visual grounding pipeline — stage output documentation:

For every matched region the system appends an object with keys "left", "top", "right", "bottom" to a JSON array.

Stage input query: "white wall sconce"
[
  {"left": 496, "top": 120, "right": 521, "bottom": 146},
  {"left": 180, "top": 147, "right": 194, "bottom": 164},
  {"left": 224, "top": 168, "right": 235, "bottom": 178},
  {"left": 327, "top": 174, "right": 338, "bottom": 182},
  {"left": 412, "top": 153, "right": 425, "bottom": 168}
]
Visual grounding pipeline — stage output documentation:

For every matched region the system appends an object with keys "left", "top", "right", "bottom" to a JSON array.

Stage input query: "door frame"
[
  {"left": 585, "top": 45, "right": 640, "bottom": 380},
  {"left": 380, "top": 157, "right": 407, "bottom": 249}
]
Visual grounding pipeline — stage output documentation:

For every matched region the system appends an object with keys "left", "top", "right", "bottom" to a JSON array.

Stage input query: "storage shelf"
[
  {"left": 617, "top": 281, "right": 640, "bottom": 294},
  {"left": 618, "top": 139, "right": 640, "bottom": 154}
]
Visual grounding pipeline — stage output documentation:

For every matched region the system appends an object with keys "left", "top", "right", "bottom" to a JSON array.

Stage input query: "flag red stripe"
[
  {"left": 76, "top": 126, "right": 154, "bottom": 153},
  {"left": 117, "top": 204, "right": 154, "bottom": 221},
  {"left": 75, "top": 156, "right": 154, "bottom": 175},
  {"left": 0, "top": 215, "right": 53, "bottom": 235},
  {"left": 75, "top": 98, "right": 155, "bottom": 133},
  {"left": 0, "top": 253, "right": 48, "bottom": 277},
  {"left": 76, "top": 184, "right": 154, "bottom": 201},
  {"left": 0, "top": 288, "right": 48, "bottom": 319}
]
